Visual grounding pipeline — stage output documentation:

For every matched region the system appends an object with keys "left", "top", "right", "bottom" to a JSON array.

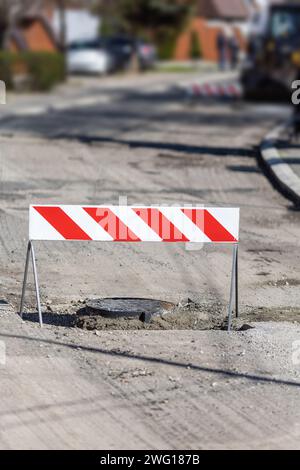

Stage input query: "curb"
[{"left": 260, "top": 119, "right": 300, "bottom": 207}]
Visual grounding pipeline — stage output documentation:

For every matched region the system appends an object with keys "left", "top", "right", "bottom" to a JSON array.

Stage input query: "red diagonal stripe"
[
  {"left": 182, "top": 209, "right": 236, "bottom": 243},
  {"left": 33, "top": 206, "right": 92, "bottom": 240},
  {"left": 220, "top": 85, "right": 227, "bottom": 97},
  {"left": 192, "top": 84, "right": 201, "bottom": 96},
  {"left": 203, "top": 210, "right": 237, "bottom": 242},
  {"left": 134, "top": 208, "right": 188, "bottom": 242},
  {"left": 204, "top": 83, "right": 211, "bottom": 96},
  {"left": 84, "top": 207, "right": 140, "bottom": 242}
]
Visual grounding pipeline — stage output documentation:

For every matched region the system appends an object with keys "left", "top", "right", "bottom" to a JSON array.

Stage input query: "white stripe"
[
  {"left": 159, "top": 208, "right": 211, "bottom": 243},
  {"left": 234, "top": 83, "right": 242, "bottom": 95},
  {"left": 62, "top": 206, "right": 113, "bottom": 241},
  {"left": 111, "top": 207, "right": 162, "bottom": 242},
  {"left": 206, "top": 84, "right": 216, "bottom": 96},
  {"left": 210, "top": 84, "right": 218, "bottom": 96},
  {"left": 30, "top": 207, "right": 64, "bottom": 241}
]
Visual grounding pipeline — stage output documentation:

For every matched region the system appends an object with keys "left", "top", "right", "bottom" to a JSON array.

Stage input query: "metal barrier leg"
[
  {"left": 19, "top": 241, "right": 31, "bottom": 319},
  {"left": 19, "top": 241, "right": 43, "bottom": 327},
  {"left": 30, "top": 242, "right": 43, "bottom": 328},
  {"left": 235, "top": 245, "right": 239, "bottom": 319},
  {"left": 227, "top": 244, "right": 238, "bottom": 332}
]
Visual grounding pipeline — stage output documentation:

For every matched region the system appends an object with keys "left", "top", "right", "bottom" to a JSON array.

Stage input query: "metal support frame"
[
  {"left": 20, "top": 241, "right": 43, "bottom": 327},
  {"left": 227, "top": 243, "right": 239, "bottom": 332},
  {"left": 19, "top": 240, "right": 239, "bottom": 331}
]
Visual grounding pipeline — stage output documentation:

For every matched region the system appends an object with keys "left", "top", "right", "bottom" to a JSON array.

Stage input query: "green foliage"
[
  {"left": 0, "top": 51, "right": 65, "bottom": 91},
  {"left": 97, "top": 0, "right": 195, "bottom": 50},
  {"left": 24, "top": 52, "right": 65, "bottom": 91},
  {"left": 190, "top": 31, "right": 202, "bottom": 60},
  {"left": 0, "top": 51, "right": 14, "bottom": 89},
  {"left": 100, "top": 16, "right": 119, "bottom": 37},
  {"left": 119, "top": 0, "right": 192, "bottom": 36},
  {"left": 157, "top": 34, "right": 177, "bottom": 60}
]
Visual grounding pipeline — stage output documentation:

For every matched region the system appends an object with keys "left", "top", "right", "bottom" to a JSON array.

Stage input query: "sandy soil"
[{"left": 0, "top": 72, "right": 299, "bottom": 449}]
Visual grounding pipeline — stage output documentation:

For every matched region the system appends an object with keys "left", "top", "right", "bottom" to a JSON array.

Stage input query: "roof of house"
[
  {"left": 197, "top": 0, "right": 251, "bottom": 20},
  {"left": 21, "top": 13, "right": 59, "bottom": 45},
  {"left": 8, "top": 28, "right": 28, "bottom": 50},
  {"left": 6, "top": 13, "right": 59, "bottom": 51}
]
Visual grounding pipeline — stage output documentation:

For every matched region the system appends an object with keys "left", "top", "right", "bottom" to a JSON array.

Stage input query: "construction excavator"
[{"left": 241, "top": 1, "right": 300, "bottom": 100}]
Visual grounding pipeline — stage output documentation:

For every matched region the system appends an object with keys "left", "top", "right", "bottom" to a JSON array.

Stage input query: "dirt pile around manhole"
[
  {"left": 74, "top": 299, "right": 226, "bottom": 331},
  {"left": 21, "top": 300, "right": 300, "bottom": 331},
  {"left": 73, "top": 302, "right": 300, "bottom": 332}
]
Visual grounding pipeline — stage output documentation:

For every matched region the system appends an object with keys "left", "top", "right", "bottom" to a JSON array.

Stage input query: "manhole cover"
[{"left": 85, "top": 298, "right": 175, "bottom": 323}]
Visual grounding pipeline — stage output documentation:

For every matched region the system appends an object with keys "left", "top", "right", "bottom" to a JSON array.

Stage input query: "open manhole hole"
[{"left": 84, "top": 298, "right": 175, "bottom": 323}]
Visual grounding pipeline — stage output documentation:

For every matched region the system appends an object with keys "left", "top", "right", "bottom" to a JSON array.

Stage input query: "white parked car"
[{"left": 67, "top": 40, "right": 112, "bottom": 75}]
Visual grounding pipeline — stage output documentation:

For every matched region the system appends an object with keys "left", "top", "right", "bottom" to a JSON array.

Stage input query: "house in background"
[
  {"left": 4, "top": 0, "right": 259, "bottom": 62},
  {"left": 5, "top": 0, "right": 100, "bottom": 53},
  {"left": 175, "top": 0, "right": 253, "bottom": 62},
  {"left": 7, "top": 13, "right": 58, "bottom": 53}
]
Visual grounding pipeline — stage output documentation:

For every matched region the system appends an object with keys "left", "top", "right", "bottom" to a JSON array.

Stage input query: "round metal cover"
[{"left": 85, "top": 298, "right": 175, "bottom": 323}]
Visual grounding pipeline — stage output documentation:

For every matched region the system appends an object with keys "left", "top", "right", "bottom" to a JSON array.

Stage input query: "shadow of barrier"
[{"left": 20, "top": 205, "right": 240, "bottom": 331}]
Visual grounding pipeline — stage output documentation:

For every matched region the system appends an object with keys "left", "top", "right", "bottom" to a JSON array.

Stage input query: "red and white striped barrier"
[
  {"left": 21, "top": 205, "right": 240, "bottom": 330},
  {"left": 29, "top": 205, "right": 239, "bottom": 243},
  {"left": 188, "top": 82, "right": 242, "bottom": 99}
]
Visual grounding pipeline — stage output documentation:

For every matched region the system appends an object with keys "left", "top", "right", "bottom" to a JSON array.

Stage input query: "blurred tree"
[
  {"left": 190, "top": 30, "right": 202, "bottom": 60},
  {"left": 55, "top": 0, "right": 66, "bottom": 51},
  {"left": 120, "top": 0, "right": 193, "bottom": 37},
  {"left": 95, "top": 0, "right": 121, "bottom": 36},
  {"left": 96, "top": 0, "right": 195, "bottom": 40},
  {"left": 55, "top": 0, "right": 67, "bottom": 77}
]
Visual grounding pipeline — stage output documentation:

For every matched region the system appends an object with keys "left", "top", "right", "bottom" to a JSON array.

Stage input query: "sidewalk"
[{"left": 1, "top": 69, "right": 238, "bottom": 119}]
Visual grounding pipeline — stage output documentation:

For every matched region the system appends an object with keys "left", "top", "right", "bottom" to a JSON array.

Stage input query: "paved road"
[{"left": 0, "top": 72, "right": 300, "bottom": 449}]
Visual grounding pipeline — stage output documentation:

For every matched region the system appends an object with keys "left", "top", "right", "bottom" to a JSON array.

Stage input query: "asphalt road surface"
[{"left": 0, "top": 72, "right": 299, "bottom": 450}]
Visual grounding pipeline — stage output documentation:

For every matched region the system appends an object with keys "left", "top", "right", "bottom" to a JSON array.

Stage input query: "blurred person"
[
  {"left": 228, "top": 35, "right": 240, "bottom": 70},
  {"left": 216, "top": 30, "right": 227, "bottom": 70}
]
